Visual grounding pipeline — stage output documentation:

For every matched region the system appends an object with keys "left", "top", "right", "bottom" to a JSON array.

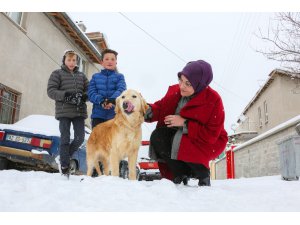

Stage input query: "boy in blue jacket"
[{"left": 88, "top": 49, "right": 127, "bottom": 128}]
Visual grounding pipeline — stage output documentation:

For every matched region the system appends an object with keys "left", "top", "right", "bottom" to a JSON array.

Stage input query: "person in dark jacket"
[
  {"left": 88, "top": 49, "right": 127, "bottom": 129},
  {"left": 145, "top": 60, "right": 228, "bottom": 186},
  {"left": 47, "top": 50, "right": 89, "bottom": 177}
]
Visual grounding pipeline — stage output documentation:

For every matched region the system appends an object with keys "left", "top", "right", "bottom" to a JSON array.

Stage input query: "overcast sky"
[{"left": 69, "top": 12, "right": 282, "bottom": 136}]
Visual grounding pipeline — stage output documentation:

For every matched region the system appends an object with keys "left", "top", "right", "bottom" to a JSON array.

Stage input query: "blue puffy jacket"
[{"left": 88, "top": 69, "right": 126, "bottom": 120}]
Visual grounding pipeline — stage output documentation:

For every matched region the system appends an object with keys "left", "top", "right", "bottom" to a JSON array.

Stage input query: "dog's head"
[{"left": 115, "top": 89, "right": 148, "bottom": 117}]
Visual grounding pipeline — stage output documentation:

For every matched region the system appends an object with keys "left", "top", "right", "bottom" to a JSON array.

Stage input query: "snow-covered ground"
[
  {"left": 1, "top": 115, "right": 300, "bottom": 223},
  {"left": 1, "top": 170, "right": 300, "bottom": 212}
]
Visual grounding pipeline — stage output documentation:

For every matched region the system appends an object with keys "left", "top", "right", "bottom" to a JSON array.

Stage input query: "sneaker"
[
  {"left": 61, "top": 166, "right": 70, "bottom": 178},
  {"left": 55, "top": 155, "right": 61, "bottom": 173},
  {"left": 198, "top": 177, "right": 211, "bottom": 186}
]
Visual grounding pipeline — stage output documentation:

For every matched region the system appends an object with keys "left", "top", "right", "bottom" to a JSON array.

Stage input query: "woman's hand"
[{"left": 164, "top": 115, "right": 185, "bottom": 127}]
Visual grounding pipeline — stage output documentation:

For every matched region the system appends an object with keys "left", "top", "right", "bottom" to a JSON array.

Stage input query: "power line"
[
  {"left": 118, "top": 12, "right": 187, "bottom": 63},
  {"left": 118, "top": 12, "right": 249, "bottom": 104}
]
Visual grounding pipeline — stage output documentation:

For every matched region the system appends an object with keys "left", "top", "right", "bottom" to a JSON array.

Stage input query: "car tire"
[
  {"left": 0, "top": 157, "right": 8, "bottom": 170},
  {"left": 69, "top": 160, "right": 78, "bottom": 175}
]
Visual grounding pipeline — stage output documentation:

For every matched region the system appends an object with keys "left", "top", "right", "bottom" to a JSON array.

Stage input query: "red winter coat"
[{"left": 149, "top": 84, "right": 228, "bottom": 179}]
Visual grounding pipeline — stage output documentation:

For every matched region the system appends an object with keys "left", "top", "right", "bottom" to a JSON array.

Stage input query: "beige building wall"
[
  {"left": 0, "top": 12, "right": 101, "bottom": 127},
  {"left": 236, "top": 74, "right": 300, "bottom": 136},
  {"left": 221, "top": 72, "right": 300, "bottom": 180}
]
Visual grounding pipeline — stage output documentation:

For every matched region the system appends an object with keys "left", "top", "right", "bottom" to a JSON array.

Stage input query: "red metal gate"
[{"left": 226, "top": 145, "right": 235, "bottom": 179}]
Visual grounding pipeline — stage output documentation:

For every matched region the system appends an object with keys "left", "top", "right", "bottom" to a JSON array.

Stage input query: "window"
[
  {"left": 258, "top": 107, "right": 262, "bottom": 128},
  {"left": 264, "top": 101, "right": 268, "bottom": 124},
  {"left": 0, "top": 83, "right": 21, "bottom": 124},
  {"left": 78, "top": 57, "right": 87, "bottom": 74},
  {"left": 5, "top": 12, "right": 23, "bottom": 25}
]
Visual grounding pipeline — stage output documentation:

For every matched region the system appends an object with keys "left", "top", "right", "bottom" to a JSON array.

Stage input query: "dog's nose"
[{"left": 122, "top": 102, "right": 128, "bottom": 109}]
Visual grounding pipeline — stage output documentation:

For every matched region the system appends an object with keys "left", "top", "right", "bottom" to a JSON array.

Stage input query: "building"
[
  {"left": 230, "top": 69, "right": 300, "bottom": 144},
  {"left": 0, "top": 12, "right": 108, "bottom": 127},
  {"left": 215, "top": 69, "right": 300, "bottom": 179}
]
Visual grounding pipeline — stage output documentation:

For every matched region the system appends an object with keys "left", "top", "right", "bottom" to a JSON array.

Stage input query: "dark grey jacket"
[{"left": 47, "top": 65, "right": 89, "bottom": 119}]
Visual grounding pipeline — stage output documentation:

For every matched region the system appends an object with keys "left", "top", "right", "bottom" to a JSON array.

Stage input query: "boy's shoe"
[
  {"left": 198, "top": 177, "right": 211, "bottom": 186},
  {"left": 55, "top": 155, "right": 61, "bottom": 173},
  {"left": 61, "top": 166, "right": 70, "bottom": 179}
]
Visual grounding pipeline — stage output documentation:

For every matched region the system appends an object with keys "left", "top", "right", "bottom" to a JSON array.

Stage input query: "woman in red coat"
[{"left": 145, "top": 60, "right": 228, "bottom": 186}]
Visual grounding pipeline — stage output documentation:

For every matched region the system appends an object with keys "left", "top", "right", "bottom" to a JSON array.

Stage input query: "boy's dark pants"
[
  {"left": 59, "top": 117, "right": 85, "bottom": 168},
  {"left": 91, "top": 118, "right": 107, "bottom": 129},
  {"left": 150, "top": 127, "right": 210, "bottom": 181}
]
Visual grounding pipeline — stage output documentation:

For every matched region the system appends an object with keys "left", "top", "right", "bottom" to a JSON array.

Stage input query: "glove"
[
  {"left": 82, "top": 93, "right": 88, "bottom": 102},
  {"left": 64, "top": 92, "right": 77, "bottom": 104},
  {"left": 64, "top": 92, "right": 84, "bottom": 106},
  {"left": 106, "top": 99, "right": 116, "bottom": 105},
  {"left": 75, "top": 92, "right": 83, "bottom": 106},
  {"left": 101, "top": 98, "right": 115, "bottom": 108},
  {"left": 101, "top": 99, "right": 108, "bottom": 107}
]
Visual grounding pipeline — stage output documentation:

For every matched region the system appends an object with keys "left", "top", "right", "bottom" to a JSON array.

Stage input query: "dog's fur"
[{"left": 86, "top": 89, "right": 148, "bottom": 180}]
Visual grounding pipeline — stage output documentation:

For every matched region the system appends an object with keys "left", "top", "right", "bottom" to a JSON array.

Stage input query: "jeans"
[
  {"left": 59, "top": 117, "right": 85, "bottom": 168},
  {"left": 91, "top": 118, "right": 108, "bottom": 129}
]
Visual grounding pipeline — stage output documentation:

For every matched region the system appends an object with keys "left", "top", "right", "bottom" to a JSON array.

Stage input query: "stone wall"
[{"left": 215, "top": 118, "right": 300, "bottom": 179}]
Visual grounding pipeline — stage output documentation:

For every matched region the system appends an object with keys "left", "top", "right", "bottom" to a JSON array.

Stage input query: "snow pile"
[
  {"left": 0, "top": 170, "right": 300, "bottom": 212},
  {"left": 0, "top": 115, "right": 91, "bottom": 139}
]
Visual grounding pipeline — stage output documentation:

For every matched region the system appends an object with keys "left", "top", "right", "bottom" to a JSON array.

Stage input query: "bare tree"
[{"left": 257, "top": 12, "right": 300, "bottom": 74}]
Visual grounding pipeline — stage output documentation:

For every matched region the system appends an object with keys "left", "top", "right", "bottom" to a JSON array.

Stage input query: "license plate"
[{"left": 6, "top": 134, "right": 31, "bottom": 144}]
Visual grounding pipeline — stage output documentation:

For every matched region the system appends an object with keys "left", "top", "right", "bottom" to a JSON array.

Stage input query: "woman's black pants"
[{"left": 150, "top": 127, "right": 210, "bottom": 182}]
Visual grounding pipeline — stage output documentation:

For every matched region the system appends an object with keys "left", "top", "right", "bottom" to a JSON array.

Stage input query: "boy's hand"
[
  {"left": 106, "top": 99, "right": 116, "bottom": 105},
  {"left": 101, "top": 99, "right": 115, "bottom": 109},
  {"left": 103, "top": 103, "right": 113, "bottom": 109},
  {"left": 101, "top": 99, "right": 108, "bottom": 108}
]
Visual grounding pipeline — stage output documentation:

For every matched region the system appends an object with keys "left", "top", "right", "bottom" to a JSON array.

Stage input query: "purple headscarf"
[{"left": 178, "top": 60, "right": 213, "bottom": 94}]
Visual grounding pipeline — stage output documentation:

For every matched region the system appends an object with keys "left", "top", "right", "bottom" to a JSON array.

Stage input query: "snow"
[
  {"left": 0, "top": 114, "right": 91, "bottom": 139},
  {"left": 31, "top": 149, "right": 50, "bottom": 155},
  {"left": 1, "top": 116, "right": 300, "bottom": 223},
  {"left": 1, "top": 170, "right": 299, "bottom": 212},
  {"left": 0, "top": 115, "right": 60, "bottom": 136}
]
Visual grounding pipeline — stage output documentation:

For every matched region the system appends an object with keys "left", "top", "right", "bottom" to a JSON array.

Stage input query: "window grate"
[{"left": 0, "top": 83, "right": 21, "bottom": 124}]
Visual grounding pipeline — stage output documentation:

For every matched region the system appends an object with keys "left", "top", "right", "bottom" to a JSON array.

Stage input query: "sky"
[{"left": 68, "top": 12, "right": 282, "bottom": 136}]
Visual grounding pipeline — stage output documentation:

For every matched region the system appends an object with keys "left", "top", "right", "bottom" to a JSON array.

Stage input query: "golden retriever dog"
[{"left": 86, "top": 89, "right": 148, "bottom": 180}]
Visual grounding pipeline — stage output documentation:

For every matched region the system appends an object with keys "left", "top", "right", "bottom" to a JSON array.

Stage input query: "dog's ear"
[
  {"left": 115, "top": 96, "right": 121, "bottom": 114},
  {"left": 139, "top": 93, "right": 149, "bottom": 115}
]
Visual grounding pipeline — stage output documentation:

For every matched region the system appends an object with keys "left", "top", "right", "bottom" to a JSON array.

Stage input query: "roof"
[
  {"left": 86, "top": 32, "right": 109, "bottom": 51},
  {"left": 228, "top": 131, "right": 258, "bottom": 143},
  {"left": 237, "top": 69, "right": 299, "bottom": 123},
  {"left": 47, "top": 12, "right": 103, "bottom": 64},
  {"left": 233, "top": 114, "right": 300, "bottom": 152}
]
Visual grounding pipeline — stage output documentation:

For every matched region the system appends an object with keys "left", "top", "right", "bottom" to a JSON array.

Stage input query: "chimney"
[{"left": 76, "top": 21, "right": 87, "bottom": 32}]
